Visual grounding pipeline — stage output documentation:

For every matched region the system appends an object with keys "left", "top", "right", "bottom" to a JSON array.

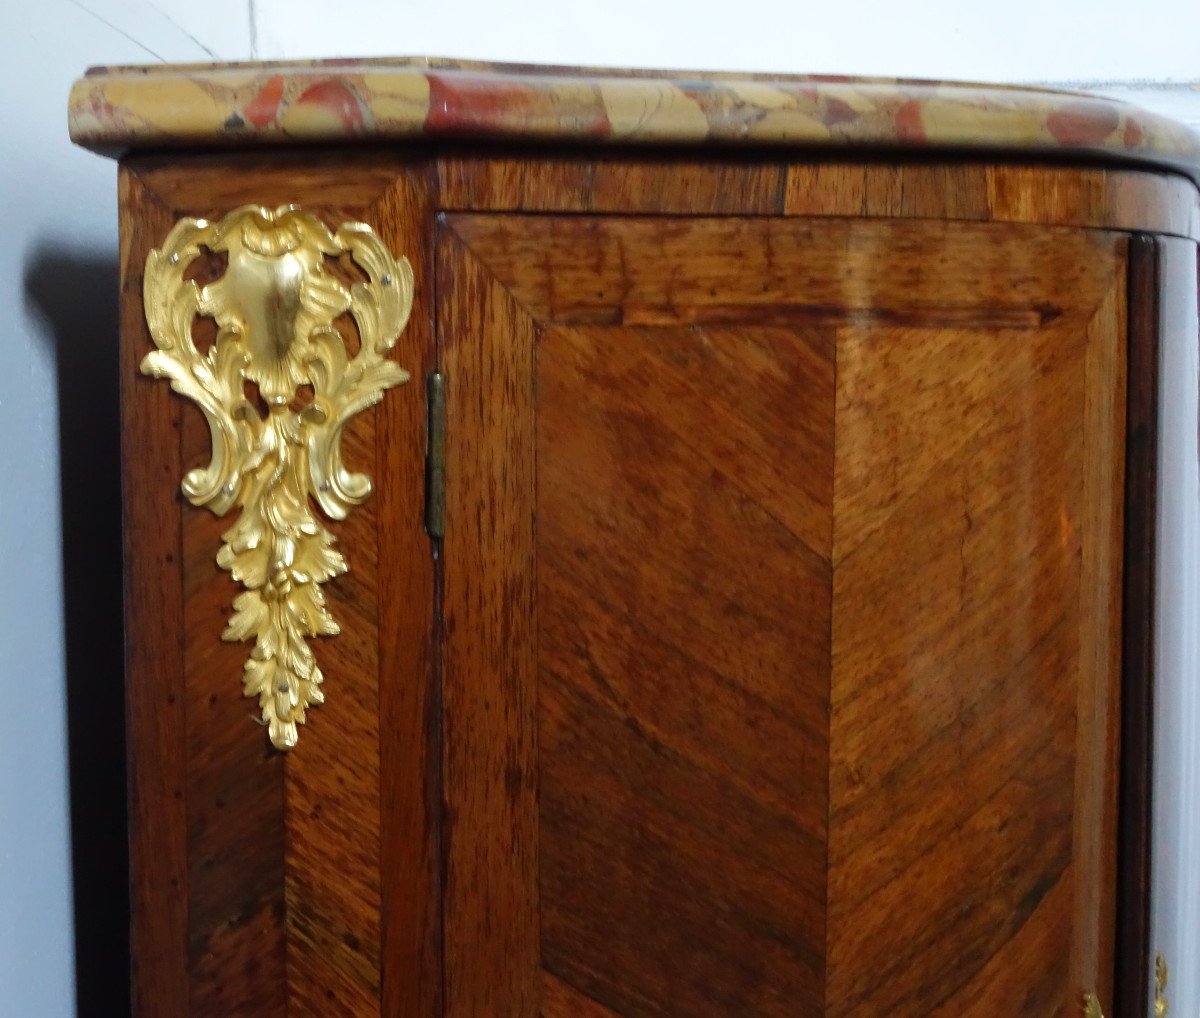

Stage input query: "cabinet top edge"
[{"left": 68, "top": 56, "right": 1200, "bottom": 186}]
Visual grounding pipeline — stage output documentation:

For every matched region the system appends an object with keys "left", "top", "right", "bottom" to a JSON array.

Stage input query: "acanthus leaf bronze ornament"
[
  {"left": 142, "top": 204, "right": 413, "bottom": 749},
  {"left": 1155, "top": 951, "right": 1169, "bottom": 1017},
  {"left": 1081, "top": 951, "right": 1168, "bottom": 1018}
]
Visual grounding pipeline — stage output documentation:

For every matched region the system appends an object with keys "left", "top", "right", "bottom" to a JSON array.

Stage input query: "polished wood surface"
[
  {"left": 177, "top": 194, "right": 385, "bottom": 1016},
  {"left": 116, "top": 151, "right": 1187, "bottom": 1016},
  {"left": 438, "top": 155, "right": 1199, "bottom": 238},
  {"left": 439, "top": 213, "right": 1128, "bottom": 1015},
  {"left": 119, "top": 157, "right": 435, "bottom": 1017},
  {"left": 438, "top": 152, "right": 789, "bottom": 216},
  {"left": 784, "top": 163, "right": 1199, "bottom": 239},
  {"left": 130, "top": 150, "right": 1200, "bottom": 240},
  {"left": 437, "top": 222, "right": 541, "bottom": 1017},
  {"left": 373, "top": 165, "right": 444, "bottom": 1018},
  {"left": 1074, "top": 273, "right": 1127, "bottom": 1010},
  {"left": 825, "top": 259, "right": 1126, "bottom": 1016},
  {"left": 444, "top": 213, "right": 1120, "bottom": 329},
  {"left": 535, "top": 322, "right": 830, "bottom": 1015}
]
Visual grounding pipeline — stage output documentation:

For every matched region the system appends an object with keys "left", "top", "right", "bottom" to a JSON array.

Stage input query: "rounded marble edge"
[{"left": 67, "top": 59, "right": 1200, "bottom": 187}]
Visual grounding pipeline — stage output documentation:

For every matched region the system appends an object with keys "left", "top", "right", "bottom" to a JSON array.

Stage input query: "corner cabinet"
[{"left": 70, "top": 61, "right": 1200, "bottom": 1017}]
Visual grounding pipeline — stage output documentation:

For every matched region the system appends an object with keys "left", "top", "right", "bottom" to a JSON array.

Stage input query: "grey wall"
[
  {"left": 2, "top": 6, "right": 250, "bottom": 1016},
  {"left": 2, "top": 1, "right": 1197, "bottom": 1014}
]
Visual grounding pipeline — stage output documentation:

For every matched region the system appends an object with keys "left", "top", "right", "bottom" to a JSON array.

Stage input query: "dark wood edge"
[
  {"left": 373, "top": 167, "right": 446, "bottom": 1017},
  {"left": 432, "top": 212, "right": 449, "bottom": 1018},
  {"left": 119, "top": 167, "right": 192, "bottom": 1018},
  {"left": 1114, "top": 233, "right": 1159, "bottom": 1018}
]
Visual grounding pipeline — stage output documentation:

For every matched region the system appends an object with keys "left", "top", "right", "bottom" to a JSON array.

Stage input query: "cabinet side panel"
[
  {"left": 180, "top": 483, "right": 287, "bottom": 1018},
  {"left": 120, "top": 166, "right": 192, "bottom": 1018},
  {"left": 122, "top": 155, "right": 429, "bottom": 1017},
  {"left": 172, "top": 194, "right": 388, "bottom": 1018}
]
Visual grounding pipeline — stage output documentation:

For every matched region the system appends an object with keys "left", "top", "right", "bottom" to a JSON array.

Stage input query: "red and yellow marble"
[{"left": 68, "top": 57, "right": 1200, "bottom": 184}]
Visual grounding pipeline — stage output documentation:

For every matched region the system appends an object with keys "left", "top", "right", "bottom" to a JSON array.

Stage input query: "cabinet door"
[{"left": 437, "top": 215, "right": 1128, "bottom": 1017}]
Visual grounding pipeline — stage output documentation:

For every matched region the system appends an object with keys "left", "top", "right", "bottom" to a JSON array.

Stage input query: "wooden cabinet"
[{"left": 70, "top": 61, "right": 1200, "bottom": 1016}]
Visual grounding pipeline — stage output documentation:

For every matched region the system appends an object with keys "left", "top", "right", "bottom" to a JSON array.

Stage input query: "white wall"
[{"left": 2, "top": 2, "right": 1197, "bottom": 1014}]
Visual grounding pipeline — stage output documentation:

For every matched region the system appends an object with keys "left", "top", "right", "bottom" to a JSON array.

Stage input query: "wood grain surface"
[
  {"left": 535, "top": 323, "right": 831, "bottom": 1016},
  {"left": 439, "top": 154, "right": 1199, "bottom": 238},
  {"left": 120, "top": 157, "right": 435, "bottom": 1017},
  {"left": 825, "top": 284, "right": 1125, "bottom": 1015},
  {"left": 372, "top": 165, "right": 444, "bottom": 1018},
  {"left": 437, "top": 223, "right": 541, "bottom": 1017},
  {"left": 120, "top": 166, "right": 192, "bottom": 1018},
  {"left": 444, "top": 214, "right": 1124, "bottom": 331},
  {"left": 785, "top": 162, "right": 1199, "bottom": 239},
  {"left": 437, "top": 212, "right": 1129, "bottom": 1016},
  {"left": 117, "top": 152, "right": 1175, "bottom": 1016}
]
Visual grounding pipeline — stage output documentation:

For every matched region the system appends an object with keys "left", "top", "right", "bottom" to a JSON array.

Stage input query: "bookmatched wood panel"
[
  {"left": 439, "top": 221, "right": 836, "bottom": 1016},
  {"left": 120, "top": 157, "right": 435, "bottom": 1017},
  {"left": 826, "top": 297, "right": 1126, "bottom": 1015},
  {"left": 536, "top": 323, "right": 832, "bottom": 1015},
  {"left": 438, "top": 212, "right": 1128, "bottom": 1016}
]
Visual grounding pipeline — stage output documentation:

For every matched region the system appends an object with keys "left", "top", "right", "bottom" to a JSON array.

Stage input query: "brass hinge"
[{"left": 425, "top": 372, "right": 446, "bottom": 540}]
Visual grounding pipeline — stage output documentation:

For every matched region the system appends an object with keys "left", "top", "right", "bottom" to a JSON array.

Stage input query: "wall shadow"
[{"left": 24, "top": 250, "right": 130, "bottom": 1018}]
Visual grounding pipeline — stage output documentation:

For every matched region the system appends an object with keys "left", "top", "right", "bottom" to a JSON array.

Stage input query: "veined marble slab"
[{"left": 69, "top": 57, "right": 1200, "bottom": 184}]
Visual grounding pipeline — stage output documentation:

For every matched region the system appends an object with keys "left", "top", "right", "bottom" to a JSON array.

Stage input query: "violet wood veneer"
[{"left": 69, "top": 58, "right": 1200, "bottom": 1018}]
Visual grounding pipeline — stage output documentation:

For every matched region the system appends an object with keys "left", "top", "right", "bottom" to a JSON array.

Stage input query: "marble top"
[{"left": 69, "top": 57, "right": 1200, "bottom": 185}]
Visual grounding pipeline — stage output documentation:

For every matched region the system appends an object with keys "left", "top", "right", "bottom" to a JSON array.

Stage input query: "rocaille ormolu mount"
[{"left": 70, "top": 58, "right": 1199, "bottom": 1017}]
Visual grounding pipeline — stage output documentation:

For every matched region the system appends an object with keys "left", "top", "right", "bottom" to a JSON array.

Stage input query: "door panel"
[{"left": 438, "top": 215, "right": 1127, "bottom": 1016}]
